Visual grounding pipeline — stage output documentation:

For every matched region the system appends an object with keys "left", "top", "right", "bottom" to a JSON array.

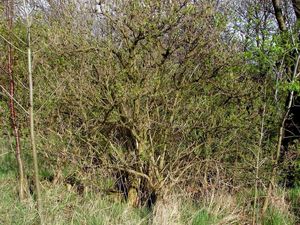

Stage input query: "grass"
[
  {"left": 191, "top": 210, "right": 217, "bottom": 225},
  {"left": 0, "top": 174, "right": 150, "bottom": 225},
  {"left": 262, "top": 208, "right": 295, "bottom": 225},
  {"left": 288, "top": 187, "right": 300, "bottom": 224},
  {"left": 0, "top": 173, "right": 298, "bottom": 224},
  {"left": 0, "top": 152, "right": 298, "bottom": 225},
  {"left": 0, "top": 174, "right": 237, "bottom": 225}
]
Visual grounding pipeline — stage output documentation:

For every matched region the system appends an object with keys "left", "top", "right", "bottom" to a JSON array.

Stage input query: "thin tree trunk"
[
  {"left": 24, "top": 3, "right": 44, "bottom": 223},
  {"left": 262, "top": 0, "right": 288, "bottom": 216},
  {"left": 6, "top": 0, "right": 26, "bottom": 201},
  {"left": 252, "top": 97, "right": 266, "bottom": 225},
  {"left": 28, "top": 30, "right": 44, "bottom": 225}
]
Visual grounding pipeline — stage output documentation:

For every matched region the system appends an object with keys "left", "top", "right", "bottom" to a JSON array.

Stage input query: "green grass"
[
  {"left": 288, "top": 187, "right": 300, "bottom": 223},
  {"left": 192, "top": 209, "right": 217, "bottom": 225},
  {"left": 0, "top": 153, "right": 298, "bottom": 225},
  {"left": 0, "top": 172, "right": 234, "bottom": 225},
  {"left": 0, "top": 173, "right": 297, "bottom": 225},
  {"left": 262, "top": 208, "right": 295, "bottom": 225},
  {"left": 0, "top": 174, "right": 150, "bottom": 225}
]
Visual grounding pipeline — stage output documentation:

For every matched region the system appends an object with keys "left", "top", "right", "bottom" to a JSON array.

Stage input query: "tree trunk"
[
  {"left": 6, "top": 0, "right": 26, "bottom": 201},
  {"left": 24, "top": 3, "right": 44, "bottom": 223},
  {"left": 263, "top": 0, "right": 300, "bottom": 213},
  {"left": 263, "top": 0, "right": 288, "bottom": 216},
  {"left": 292, "top": 0, "right": 300, "bottom": 20},
  {"left": 127, "top": 180, "right": 139, "bottom": 207},
  {"left": 272, "top": 0, "right": 287, "bottom": 31}
]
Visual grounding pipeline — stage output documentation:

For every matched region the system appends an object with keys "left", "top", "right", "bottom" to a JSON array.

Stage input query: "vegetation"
[{"left": 0, "top": 0, "right": 299, "bottom": 224}]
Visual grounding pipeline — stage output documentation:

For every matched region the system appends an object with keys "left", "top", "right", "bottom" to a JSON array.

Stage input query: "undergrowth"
[{"left": 0, "top": 154, "right": 298, "bottom": 225}]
